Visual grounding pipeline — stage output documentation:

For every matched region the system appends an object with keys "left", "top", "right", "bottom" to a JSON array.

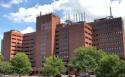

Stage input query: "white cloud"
[
  {"left": 4, "top": 0, "right": 69, "bottom": 23},
  {"left": 5, "top": 0, "right": 125, "bottom": 23},
  {"left": 1, "top": 0, "right": 27, "bottom": 8},
  {"left": 0, "top": 35, "right": 3, "bottom": 39},
  {"left": 21, "top": 26, "right": 35, "bottom": 34},
  {"left": 5, "top": 4, "right": 54, "bottom": 23}
]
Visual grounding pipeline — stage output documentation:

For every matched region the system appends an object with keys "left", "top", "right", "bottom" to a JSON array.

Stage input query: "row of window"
[
  {"left": 11, "top": 42, "right": 22, "bottom": 45},
  {"left": 85, "top": 42, "right": 92, "bottom": 45},
  {"left": 11, "top": 45, "right": 33, "bottom": 49},
  {"left": 12, "top": 45, "right": 22, "bottom": 48},
  {"left": 11, "top": 38, "right": 34, "bottom": 43},
  {"left": 84, "top": 26, "right": 92, "bottom": 31},
  {"left": 55, "top": 46, "right": 68, "bottom": 50},
  {"left": 23, "top": 39, "right": 34, "bottom": 41},
  {"left": 11, "top": 49, "right": 22, "bottom": 52},
  {"left": 12, "top": 34, "right": 22, "bottom": 38},
  {"left": 93, "top": 31, "right": 122, "bottom": 36},
  {"left": 12, "top": 38, "right": 22, "bottom": 41},
  {"left": 22, "top": 42, "right": 34, "bottom": 45},
  {"left": 84, "top": 31, "right": 92, "bottom": 36},
  {"left": 94, "top": 20, "right": 121, "bottom": 27},
  {"left": 94, "top": 25, "right": 121, "bottom": 30},
  {"left": 93, "top": 37, "right": 122, "bottom": 42},
  {"left": 85, "top": 36, "right": 92, "bottom": 41},
  {"left": 94, "top": 41, "right": 122, "bottom": 45},
  {"left": 101, "top": 47, "right": 123, "bottom": 50},
  {"left": 23, "top": 46, "right": 34, "bottom": 48}
]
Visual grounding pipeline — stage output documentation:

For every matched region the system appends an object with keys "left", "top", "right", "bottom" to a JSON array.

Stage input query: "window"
[{"left": 12, "top": 38, "right": 16, "bottom": 40}]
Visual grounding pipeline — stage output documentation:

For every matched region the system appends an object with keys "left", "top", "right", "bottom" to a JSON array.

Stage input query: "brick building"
[
  {"left": 2, "top": 30, "right": 23, "bottom": 61},
  {"left": 1, "top": 30, "right": 35, "bottom": 67},
  {"left": 22, "top": 32, "right": 35, "bottom": 67},
  {"left": 1, "top": 13, "right": 125, "bottom": 72},
  {"left": 92, "top": 17, "right": 125, "bottom": 59},
  {"left": 55, "top": 22, "right": 93, "bottom": 63}
]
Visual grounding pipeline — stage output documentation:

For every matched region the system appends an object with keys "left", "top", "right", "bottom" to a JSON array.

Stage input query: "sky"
[{"left": 0, "top": 0, "right": 124, "bottom": 50}]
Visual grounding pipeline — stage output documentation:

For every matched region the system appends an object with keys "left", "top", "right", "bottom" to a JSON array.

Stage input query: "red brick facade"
[
  {"left": 92, "top": 17, "right": 125, "bottom": 59},
  {"left": 1, "top": 14, "right": 125, "bottom": 72},
  {"left": 1, "top": 30, "right": 35, "bottom": 67},
  {"left": 34, "top": 14, "right": 60, "bottom": 71}
]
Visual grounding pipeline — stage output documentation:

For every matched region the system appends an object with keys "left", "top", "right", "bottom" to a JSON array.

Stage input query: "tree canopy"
[
  {"left": 69, "top": 47, "right": 105, "bottom": 72},
  {"left": 0, "top": 54, "right": 3, "bottom": 61},
  {"left": 0, "top": 61, "right": 13, "bottom": 74},
  {"left": 69, "top": 47, "right": 125, "bottom": 77},
  {"left": 11, "top": 52, "right": 32, "bottom": 75},
  {"left": 0, "top": 54, "right": 13, "bottom": 74},
  {"left": 96, "top": 54, "right": 121, "bottom": 77},
  {"left": 42, "top": 56, "right": 65, "bottom": 76}
]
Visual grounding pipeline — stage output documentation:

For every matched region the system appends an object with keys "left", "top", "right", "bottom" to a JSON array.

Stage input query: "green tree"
[
  {"left": 11, "top": 52, "right": 32, "bottom": 76},
  {"left": 0, "top": 54, "right": 3, "bottom": 61},
  {"left": 96, "top": 54, "right": 125, "bottom": 77},
  {"left": 69, "top": 47, "right": 105, "bottom": 73},
  {"left": 0, "top": 61, "right": 13, "bottom": 74},
  {"left": 96, "top": 54, "right": 121, "bottom": 77},
  {"left": 42, "top": 56, "right": 65, "bottom": 76},
  {"left": 74, "top": 47, "right": 106, "bottom": 63},
  {"left": 70, "top": 47, "right": 125, "bottom": 77},
  {"left": 0, "top": 54, "right": 13, "bottom": 74},
  {"left": 115, "top": 60, "right": 125, "bottom": 77}
]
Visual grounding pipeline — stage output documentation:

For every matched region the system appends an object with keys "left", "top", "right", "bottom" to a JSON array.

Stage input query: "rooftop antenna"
[
  {"left": 73, "top": 9, "right": 75, "bottom": 22},
  {"left": 109, "top": 0, "right": 114, "bottom": 18},
  {"left": 80, "top": 12, "right": 82, "bottom": 22},
  {"left": 69, "top": 8, "right": 72, "bottom": 20},
  {"left": 80, "top": 13, "right": 83, "bottom": 21},
  {"left": 65, "top": 8, "right": 67, "bottom": 20},
  {"left": 75, "top": 10, "right": 78, "bottom": 22},
  {"left": 78, "top": 12, "right": 80, "bottom": 22},
  {"left": 73, "top": 12, "right": 75, "bottom": 22},
  {"left": 110, "top": 6, "right": 113, "bottom": 18},
  {"left": 78, "top": 11, "right": 80, "bottom": 22},
  {"left": 40, "top": 12, "right": 42, "bottom": 16},
  {"left": 66, "top": 10, "right": 68, "bottom": 20},
  {"left": 78, "top": 9, "right": 81, "bottom": 22},
  {"left": 67, "top": 9, "right": 70, "bottom": 20},
  {"left": 66, "top": 9, "right": 68, "bottom": 20},
  {"left": 75, "top": 13, "right": 77, "bottom": 22},
  {"left": 76, "top": 9, "right": 79, "bottom": 22},
  {"left": 65, "top": 8, "right": 69, "bottom": 21},
  {"left": 84, "top": 12, "right": 86, "bottom": 22},
  {"left": 70, "top": 9, "right": 73, "bottom": 21},
  {"left": 80, "top": 13, "right": 82, "bottom": 22},
  {"left": 81, "top": 13, "right": 84, "bottom": 21}
]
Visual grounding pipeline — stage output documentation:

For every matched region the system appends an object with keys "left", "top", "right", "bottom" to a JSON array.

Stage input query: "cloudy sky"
[{"left": 0, "top": 0, "right": 124, "bottom": 50}]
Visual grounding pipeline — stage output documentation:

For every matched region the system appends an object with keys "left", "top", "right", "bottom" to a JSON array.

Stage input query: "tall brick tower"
[{"left": 34, "top": 13, "right": 60, "bottom": 70}]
